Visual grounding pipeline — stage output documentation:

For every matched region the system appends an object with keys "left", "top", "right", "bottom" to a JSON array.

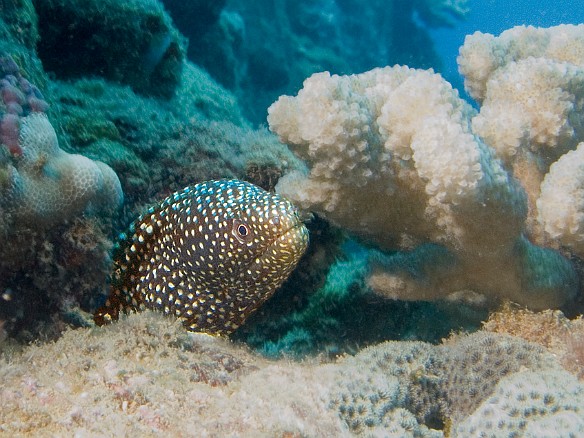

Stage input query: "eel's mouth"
[
  {"left": 274, "top": 208, "right": 310, "bottom": 253},
  {"left": 280, "top": 220, "right": 310, "bottom": 253},
  {"left": 243, "top": 219, "right": 309, "bottom": 283},
  {"left": 269, "top": 220, "right": 309, "bottom": 264}
]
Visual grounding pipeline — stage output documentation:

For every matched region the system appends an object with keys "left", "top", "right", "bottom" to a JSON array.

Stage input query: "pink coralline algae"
[{"left": 0, "top": 54, "right": 49, "bottom": 156}]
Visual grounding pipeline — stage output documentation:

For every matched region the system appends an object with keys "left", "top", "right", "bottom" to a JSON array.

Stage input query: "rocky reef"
[
  {"left": 0, "top": 0, "right": 467, "bottom": 349},
  {"left": 0, "top": 0, "right": 299, "bottom": 339},
  {"left": 165, "top": 0, "right": 468, "bottom": 124}
]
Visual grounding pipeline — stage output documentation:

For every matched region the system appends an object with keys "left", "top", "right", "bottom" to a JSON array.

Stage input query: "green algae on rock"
[{"left": 33, "top": 0, "right": 185, "bottom": 99}]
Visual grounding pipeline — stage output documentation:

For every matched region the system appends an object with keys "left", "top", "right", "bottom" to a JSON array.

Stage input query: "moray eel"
[{"left": 95, "top": 179, "right": 309, "bottom": 335}]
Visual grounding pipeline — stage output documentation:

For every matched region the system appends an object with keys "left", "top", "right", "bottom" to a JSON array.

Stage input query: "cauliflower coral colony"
[{"left": 268, "top": 24, "right": 584, "bottom": 312}]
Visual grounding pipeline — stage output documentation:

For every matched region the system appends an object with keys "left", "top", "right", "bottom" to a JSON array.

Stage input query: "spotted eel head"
[
  {"left": 95, "top": 179, "right": 309, "bottom": 334},
  {"left": 186, "top": 179, "right": 309, "bottom": 297}
]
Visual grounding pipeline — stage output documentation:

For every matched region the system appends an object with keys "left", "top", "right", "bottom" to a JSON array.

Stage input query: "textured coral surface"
[
  {"left": 459, "top": 25, "right": 584, "bottom": 251},
  {"left": 1, "top": 312, "right": 582, "bottom": 437}
]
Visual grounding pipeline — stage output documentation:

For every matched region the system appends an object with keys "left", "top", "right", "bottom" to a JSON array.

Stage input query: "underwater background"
[
  {"left": 432, "top": 0, "right": 584, "bottom": 98},
  {"left": 1, "top": 0, "right": 584, "bottom": 435}
]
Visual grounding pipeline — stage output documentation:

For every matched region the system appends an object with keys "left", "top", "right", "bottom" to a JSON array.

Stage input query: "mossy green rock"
[{"left": 33, "top": 0, "right": 185, "bottom": 99}]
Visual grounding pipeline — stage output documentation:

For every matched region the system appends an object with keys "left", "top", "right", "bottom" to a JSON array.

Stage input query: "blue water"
[{"left": 430, "top": 0, "right": 584, "bottom": 99}]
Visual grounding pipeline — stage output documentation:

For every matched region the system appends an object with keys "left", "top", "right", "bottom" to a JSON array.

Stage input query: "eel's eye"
[
  {"left": 237, "top": 223, "right": 249, "bottom": 237},
  {"left": 232, "top": 219, "right": 252, "bottom": 243}
]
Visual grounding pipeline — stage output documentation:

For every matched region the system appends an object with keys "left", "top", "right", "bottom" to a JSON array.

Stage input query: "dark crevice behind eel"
[{"left": 94, "top": 179, "right": 309, "bottom": 335}]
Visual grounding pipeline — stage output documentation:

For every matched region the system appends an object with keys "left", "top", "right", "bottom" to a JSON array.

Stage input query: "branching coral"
[
  {"left": 458, "top": 24, "right": 584, "bottom": 104},
  {"left": 458, "top": 25, "right": 584, "bottom": 249},
  {"left": 268, "top": 65, "right": 577, "bottom": 310},
  {"left": 537, "top": 142, "right": 584, "bottom": 254}
]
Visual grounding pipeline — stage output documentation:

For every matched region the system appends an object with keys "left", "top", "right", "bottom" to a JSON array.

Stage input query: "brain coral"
[
  {"left": 268, "top": 65, "right": 577, "bottom": 310},
  {"left": 0, "top": 52, "right": 122, "bottom": 233},
  {"left": 2, "top": 113, "right": 123, "bottom": 230}
]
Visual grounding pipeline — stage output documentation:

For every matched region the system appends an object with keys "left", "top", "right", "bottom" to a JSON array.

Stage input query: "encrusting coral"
[
  {"left": 452, "top": 369, "right": 584, "bottom": 436},
  {"left": 0, "top": 53, "right": 123, "bottom": 234},
  {"left": 1, "top": 311, "right": 582, "bottom": 436},
  {"left": 268, "top": 61, "right": 577, "bottom": 310}
]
